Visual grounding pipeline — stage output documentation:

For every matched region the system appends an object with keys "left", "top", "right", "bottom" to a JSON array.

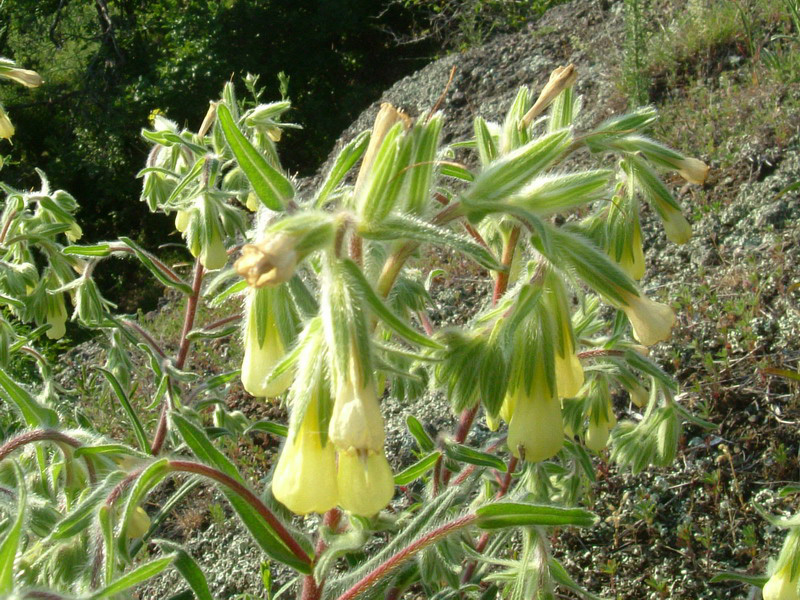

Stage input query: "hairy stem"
[
  {"left": 301, "top": 508, "right": 342, "bottom": 600},
  {"left": 0, "top": 429, "right": 96, "bottom": 484},
  {"left": 336, "top": 514, "right": 478, "bottom": 600},
  {"left": 492, "top": 226, "right": 519, "bottom": 306}
]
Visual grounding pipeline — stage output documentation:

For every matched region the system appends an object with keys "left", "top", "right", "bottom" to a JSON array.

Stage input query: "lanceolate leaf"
[
  {"left": 361, "top": 215, "right": 503, "bottom": 272},
  {"left": 0, "top": 462, "right": 25, "bottom": 595},
  {"left": 0, "top": 368, "right": 58, "bottom": 427},
  {"left": 339, "top": 259, "right": 442, "bottom": 349},
  {"left": 50, "top": 471, "right": 126, "bottom": 540},
  {"left": 406, "top": 415, "right": 435, "bottom": 452},
  {"left": 118, "top": 236, "right": 193, "bottom": 295},
  {"left": 394, "top": 451, "right": 441, "bottom": 485},
  {"left": 171, "top": 413, "right": 310, "bottom": 573},
  {"left": 157, "top": 540, "right": 213, "bottom": 600},
  {"left": 217, "top": 103, "right": 293, "bottom": 211},
  {"left": 476, "top": 503, "right": 598, "bottom": 529},
  {"left": 88, "top": 555, "right": 175, "bottom": 600},
  {"left": 445, "top": 443, "right": 506, "bottom": 472},
  {"left": 314, "top": 130, "right": 370, "bottom": 208},
  {"left": 96, "top": 367, "right": 150, "bottom": 453}
]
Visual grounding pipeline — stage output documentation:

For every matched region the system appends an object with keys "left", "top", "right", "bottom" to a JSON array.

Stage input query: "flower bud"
[
  {"left": 763, "top": 565, "right": 800, "bottom": 600},
  {"left": 618, "top": 290, "right": 675, "bottom": 346},
  {"left": 241, "top": 300, "right": 293, "bottom": 397},
  {"left": 521, "top": 64, "right": 577, "bottom": 128},
  {"left": 336, "top": 449, "right": 395, "bottom": 517},
  {"left": 629, "top": 382, "right": 649, "bottom": 408},
  {"left": 236, "top": 234, "right": 299, "bottom": 288},
  {"left": 272, "top": 400, "right": 339, "bottom": 515},
  {"left": 127, "top": 506, "right": 151, "bottom": 539}
]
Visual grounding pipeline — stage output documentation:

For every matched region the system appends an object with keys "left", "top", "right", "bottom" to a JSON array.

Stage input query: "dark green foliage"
[{"left": 0, "top": 0, "right": 434, "bottom": 307}]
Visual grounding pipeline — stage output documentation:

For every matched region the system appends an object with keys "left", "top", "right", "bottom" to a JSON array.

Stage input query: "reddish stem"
[
  {"left": 301, "top": 508, "right": 342, "bottom": 600},
  {"left": 150, "top": 259, "right": 204, "bottom": 456},
  {"left": 108, "top": 244, "right": 187, "bottom": 286},
  {"left": 440, "top": 404, "right": 479, "bottom": 487},
  {"left": 418, "top": 311, "right": 434, "bottom": 336},
  {"left": 491, "top": 226, "right": 519, "bottom": 306},
  {"left": 121, "top": 319, "right": 168, "bottom": 359},
  {"left": 201, "top": 314, "right": 241, "bottom": 331},
  {"left": 336, "top": 514, "right": 478, "bottom": 600},
  {"left": 168, "top": 460, "right": 313, "bottom": 568},
  {"left": 0, "top": 429, "right": 96, "bottom": 484},
  {"left": 461, "top": 455, "right": 519, "bottom": 585}
]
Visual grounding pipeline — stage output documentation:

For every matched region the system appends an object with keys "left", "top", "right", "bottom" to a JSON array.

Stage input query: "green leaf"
[
  {"left": 361, "top": 215, "right": 502, "bottom": 272},
  {"left": 218, "top": 103, "right": 292, "bottom": 211},
  {"left": 166, "top": 156, "right": 205, "bottom": 205},
  {"left": 394, "top": 452, "right": 441, "bottom": 485},
  {"left": 476, "top": 503, "right": 598, "bottom": 529},
  {"left": 63, "top": 244, "right": 112, "bottom": 257},
  {"left": 0, "top": 368, "right": 58, "bottom": 427},
  {"left": 406, "top": 415, "right": 435, "bottom": 453},
  {"left": 118, "top": 459, "right": 172, "bottom": 560},
  {"left": 445, "top": 443, "right": 506, "bottom": 472},
  {"left": 186, "top": 324, "right": 239, "bottom": 340},
  {"left": 118, "top": 236, "right": 193, "bottom": 295},
  {"left": 0, "top": 462, "right": 24, "bottom": 595},
  {"left": 314, "top": 130, "right": 370, "bottom": 208},
  {"left": 96, "top": 367, "right": 150, "bottom": 453},
  {"left": 209, "top": 279, "right": 247, "bottom": 307},
  {"left": 171, "top": 413, "right": 310, "bottom": 573},
  {"left": 709, "top": 572, "right": 767, "bottom": 586},
  {"left": 157, "top": 540, "right": 213, "bottom": 600},
  {"left": 88, "top": 555, "right": 175, "bottom": 599},
  {"left": 339, "top": 259, "right": 442, "bottom": 349},
  {"left": 245, "top": 420, "right": 288, "bottom": 438},
  {"left": 50, "top": 471, "right": 125, "bottom": 540},
  {"left": 439, "top": 162, "right": 474, "bottom": 182}
]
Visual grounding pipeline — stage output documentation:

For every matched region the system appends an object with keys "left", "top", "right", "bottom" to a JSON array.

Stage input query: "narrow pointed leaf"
[
  {"left": 445, "top": 443, "right": 506, "bottom": 471},
  {"left": 0, "top": 462, "right": 25, "bottom": 594},
  {"left": 394, "top": 452, "right": 441, "bottom": 485},
  {"left": 119, "top": 236, "right": 193, "bottom": 295},
  {"left": 339, "top": 259, "right": 442, "bottom": 349},
  {"left": 476, "top": 502, "right": 597, "bottom": 529},
  {"left": 50, "top": 471, "right": 125, "bottom": 540},
  {"left": 0, "top": 368, "right": 58, "bottom": 426},
  {"left": 406, "top": 415, "right": 435, "bottom": 453},
  {"left": 314, "top": 130, "right": 370, "bottom": 208},
  {"left": 88, "top": 555, "right": 175, "bottom": 599},
  {"left": 96, "top": 367, "right": 150, "bottom": 453},
  {"left": 218, "top": 103, "right": 292, "bottom": 211},
  {"left": 157, "top": 540, "right": 213, "bottom": 600}
]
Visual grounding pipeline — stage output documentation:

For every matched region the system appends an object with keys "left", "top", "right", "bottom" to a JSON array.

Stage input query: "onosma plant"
[{"left": 2, "top": 62, "right": 741, "bottom": 600}]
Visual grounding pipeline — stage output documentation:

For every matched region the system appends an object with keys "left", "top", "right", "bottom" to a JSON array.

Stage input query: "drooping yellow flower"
[
  {"left": 506, "top": 365, "right": 564, "bottom": 462},
  {"left": 675, "top": 157, "right": 709, "bottom": 185},
  {"left": 584, "top": 401, "right": 617, "bottom": 453},
  {"left": 0, "top": 105, "right": 14, "bottom": 140},
  {"left": 45, "top": 294, "right": 68, "bottom": 340},
  {"left": 66, "top": 222, "right": 83, "bottom": 243},
  {"left": 336, "top": 450, "right": 395, "bottom": 517},
  {"left": 174, "top": 209, "right": 191, "bottom": 233},
  {"left": 628, "top": 382, "right": 649, "bottom": 408},
  {"left": 618, "top": 224, "right": 646, "bottom": 280},
  {"left": 196, "top": 230, "right": 228, "bottom": 270},
  {"left": 555, "top": 344, "right": 584, "bottom": 399},
  {"left": 763, "top": 565, "right": 800, "bottom": 600},
  {"left": 660, "top": 205, "right": 692, "bottom": 245},
  {"left": 618, "top": 290, "right": 676, "bottom": 346},
  {"left": 328, "top": 360, "right": 395, "bottom": 516},
  {"left": 241, "top": 301, "right": 293, "bottom": 398},
  {"left": 272, "top": 400, "right": 338, "bottom": 515},
  {"left": 0, "top": 67, "right": 43, "bottom": 88},
  {"left": 521, "top": 64, "right": 577, "bottom": 128}
]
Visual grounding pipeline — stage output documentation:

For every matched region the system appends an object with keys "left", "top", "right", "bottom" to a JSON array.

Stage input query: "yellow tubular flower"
[
  {"left": 661, "top": 206, "right": 692, "bottom": 245},
  {"left": 241, "top": 313, "right": 292, "bottom": 398},
  {"left": 175, "top": 210, "right": 191, "bottom": 233},
  {"left": 65, "top": 222, "right": 83, "bottom": 243},
  {"left": 46, "top": 295, "right": 68, "bottom": 340},
  {"left": 1, "top": 67, "right": 43, "bottom": 88},
  {"left": 329, "top": 378, "right": 385, "bottom": 453},
  {"left": 675, "top": 157, "right": 709, "bottom": 185},
  {"left": 0, "top": 106, "right": 14, "bottom": 140},
  {"left": 629, "top": 383, "right": 649, "bottom": 408},
  {"left": 618, "top": 290, "right": 676, "bottom": 346},
  {"left": 618, "top": 225, "right": 646, "bottom": 280},
  {"left": 555, "top": 346, "right": 584, "bottom": 399},
  {"left": 336, "top": 450, "right": 395, "bottom": 517},
  {"left": 272, "top": 401, "right": 338, "bottom": 515},
  {"left": 198, "top": 231, "right": 228, "bottom": 270},
  {"left": 507, "top": 370, "right": 564, "bottom": 462},
  {"left": 763, "top": 565, "right": 800, "bottom": 600}
]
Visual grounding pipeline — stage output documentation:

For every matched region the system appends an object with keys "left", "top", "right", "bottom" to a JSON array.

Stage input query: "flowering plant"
[{"left": 0, "top": 65, "right": 711, "bottom": 599}]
